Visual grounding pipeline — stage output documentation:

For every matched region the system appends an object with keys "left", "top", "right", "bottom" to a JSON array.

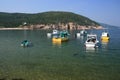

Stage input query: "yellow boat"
[
  {"left": 101, "top": 39, "right": 109, "bottom": 43},
  {"left": 52, "top": 37, "right": 69, "bottom": 42},
  {"left": 52, "top": 30, "right": 69, "bottom": 42},
  {"left": 101, "top": 32, "right": 110, "bottom": 40},
  {"left": 101, "top": 36, "right": 109, "bottom": 40}
]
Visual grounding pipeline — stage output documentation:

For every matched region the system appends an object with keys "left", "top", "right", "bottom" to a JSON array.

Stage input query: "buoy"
[
  {"left": 47, "top": 33, "right": 52, "bottom": 38},
  {"left": 77, "top": 33, "right": 81, "bottom": 37}
]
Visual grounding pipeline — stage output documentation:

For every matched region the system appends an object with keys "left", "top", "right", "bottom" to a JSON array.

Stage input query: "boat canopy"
[
  {"left": 87, "top": 34, "right": 97, "bottom": 39},
  {"left": 102, "top": 32, "right": 109, "bottom": 37},
  {"left": 60, "top": 31, "right": 69, "bottom": 37}
]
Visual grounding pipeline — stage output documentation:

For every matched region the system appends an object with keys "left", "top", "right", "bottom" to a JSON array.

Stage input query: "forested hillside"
[{"left": 0, "top": 11, "right": 100, "bottom": 28}]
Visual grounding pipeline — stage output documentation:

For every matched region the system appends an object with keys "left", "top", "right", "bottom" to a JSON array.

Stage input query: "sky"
[{"left": 0, "top": 0, "right": 120, "bottom": 27}]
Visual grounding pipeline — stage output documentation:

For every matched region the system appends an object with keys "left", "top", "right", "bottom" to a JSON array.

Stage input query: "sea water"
[{"left": 0, "top": 25, "right": 120, "bottom": 80}]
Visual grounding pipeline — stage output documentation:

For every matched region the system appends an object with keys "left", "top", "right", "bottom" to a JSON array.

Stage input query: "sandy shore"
[{"left": 0, "top": 28, "right": 30, "bottom": 30}]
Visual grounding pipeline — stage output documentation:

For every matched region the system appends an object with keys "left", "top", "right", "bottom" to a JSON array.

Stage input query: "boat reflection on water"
[
  {"left": 52, "top": 41, "right": 61, "bottom": 48},
  {"left": 101, "top": 39, "right": 109, "bottom": 49},
  {"left": 85, "top": 47, "right": 95, "bottom": 53}
]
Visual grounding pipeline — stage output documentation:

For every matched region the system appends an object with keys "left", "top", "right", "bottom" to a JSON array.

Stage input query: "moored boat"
[
  {"left": 85, "top": 34, "right": 99, "bottom": 48},
  {"left": 52, "top": 37, "right": 69, "bottom": 42},
  {"left": 52, "top": 30, "right": 69, "bottom": 42},
  {"left": 52, "top": 29, "right": 59, "bottom": 35},
  {"left": 21, "top": 40, "right": 32, "bottom": 47},
  {"left": 80, "top": 29, "right": 87, "bottom": 36},
  {"left": 52, "top": 29, "right": 60, "bottom": 38},
  {"left": 76, "top": 29, "right": 87, "bottom": 38},
  {"left": 101, "top": 32, "right": 110, "bottom": 40}
]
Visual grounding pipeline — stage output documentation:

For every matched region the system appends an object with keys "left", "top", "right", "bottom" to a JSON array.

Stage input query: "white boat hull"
[
  {"left": 85, "top": 34, "right": 99, "bottom": 48},
  {"left": 85, "top": 43, "right": 96, "bottom": 48}
]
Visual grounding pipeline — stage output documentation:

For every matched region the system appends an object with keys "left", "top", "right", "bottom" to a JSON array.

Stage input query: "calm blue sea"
[{"left": 0, "top": 25, "right": 120, "bottom": 80}]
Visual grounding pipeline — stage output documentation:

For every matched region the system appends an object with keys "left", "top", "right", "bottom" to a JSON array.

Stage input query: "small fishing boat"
[
  {"left": 21, "top": 40, "right": 31, "bottom": 47},
  {"left": 85, "top": 34, "right": 99, "bottom": 48},
  {"left": 52, "top": 30, "right": 69, "bottom": 42},
  {"left": 52, "top": 29, "right": 60, "bottom": 38},
  {"left": 52, "top": 29, "right": 59, "bottom": 35},
  {"left": 76, "top": 29, "right": 87, "bottom": 38},
  {"left": 101, "top": 32, "right": 110, "bottom": 40},
  {"left": 80, "top": 29, "right": 87, "bottom": 36}
]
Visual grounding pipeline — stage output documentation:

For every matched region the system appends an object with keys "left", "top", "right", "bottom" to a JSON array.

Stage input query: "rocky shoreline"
[
  {"left": 0, "top": 23, "right": 104, "bottom": 30},
  {"left": 0, "top": 26, "right": 104, "bottom": 30}
]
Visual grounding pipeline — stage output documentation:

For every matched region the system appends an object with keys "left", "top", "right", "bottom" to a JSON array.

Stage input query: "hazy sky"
[{"left": 0, "top": 0, "right": 120, "bottom": 26}]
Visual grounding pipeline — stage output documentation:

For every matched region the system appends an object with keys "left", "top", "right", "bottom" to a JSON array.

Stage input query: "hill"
[{"left": 0, "top": 11, "right": 100, "bottom": 29}]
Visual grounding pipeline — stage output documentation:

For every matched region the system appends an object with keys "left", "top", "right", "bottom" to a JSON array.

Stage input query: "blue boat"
[
  {"left": 21, "top": 40, "right": 30, "bottom": 47},
  {"left": 21, "top": 40, "right": 32, "bottom": 47}
]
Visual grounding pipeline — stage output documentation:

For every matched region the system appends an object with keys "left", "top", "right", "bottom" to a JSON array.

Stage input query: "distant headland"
[{"left": 0, "top": 11, "right": 103, "bottom": 30}]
